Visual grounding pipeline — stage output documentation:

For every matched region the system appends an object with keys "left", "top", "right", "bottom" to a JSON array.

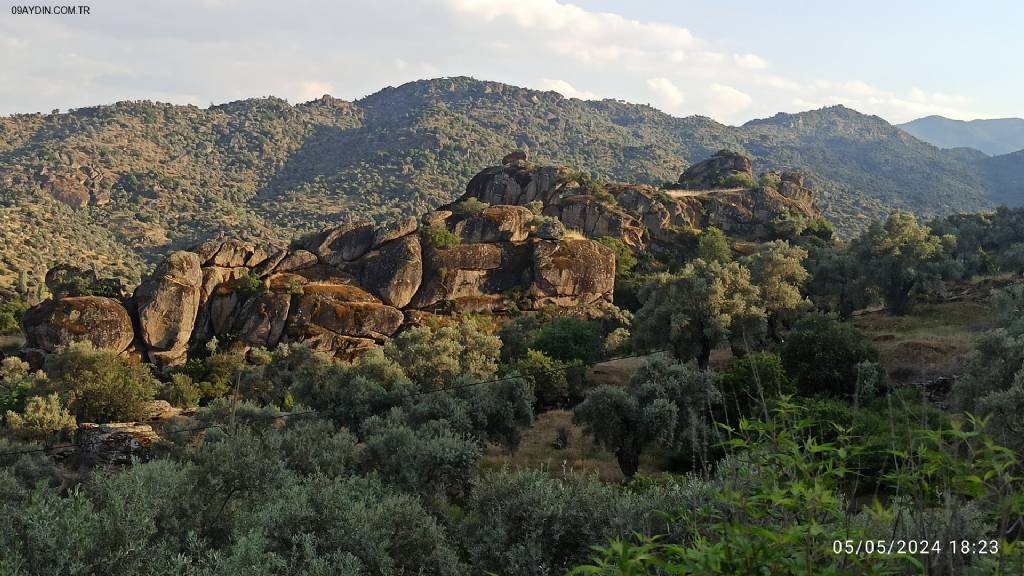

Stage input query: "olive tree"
[
  {"left": 743, "top": 240, "right": 810, "bottom": 341},
  {"left": 633, "top": 259, "right": 764, "bottom": 369},
  {"left": 850, "top": 211, "right": 953, "bottom": 315},
  {"left": 574, "top": 357, "right": 721, "bottom": 480}
]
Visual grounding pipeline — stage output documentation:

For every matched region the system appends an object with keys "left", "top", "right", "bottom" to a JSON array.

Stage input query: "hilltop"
[
  {"left": 899, "top": 115, "right": 1024, "bottom": 156},
  {"left": 1, "top": 77, "right": 1021, "bottom": 287}
]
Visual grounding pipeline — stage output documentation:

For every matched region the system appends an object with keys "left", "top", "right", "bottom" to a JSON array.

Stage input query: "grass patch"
[{"left": 482, "top": 410, "right": 662, "bottom": 482}]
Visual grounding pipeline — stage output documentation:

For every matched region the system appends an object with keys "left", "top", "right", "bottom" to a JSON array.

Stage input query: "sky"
[{"left": 0, "top": 0, "right": 1021, "bottom": 125}]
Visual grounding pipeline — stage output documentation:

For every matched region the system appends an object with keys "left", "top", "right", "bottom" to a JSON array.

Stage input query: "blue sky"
[{"left": 0, "top": 0, "right": 1019, "bottom": 124}]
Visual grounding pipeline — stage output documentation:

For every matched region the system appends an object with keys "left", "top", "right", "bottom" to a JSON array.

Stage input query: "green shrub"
[
  {"left": 421, "top": 224, "right": 461, "bottom": 250},
  {"left": 718, "top": 352, "right": 794, "bottom": 422},
  {"left": 596, "top": 236, "right": 637, "bottom": 275},
  {"left": 718, "top": 172, "right": 755, "bottom": 188},
  {"left": 0, "top": 299, "right": 28, "bottom": 334},
  {"left": 529, "top": 317, "right": 604, "bottom": 365},
  {"left": 696, "top": 226, "right": 730, "bottom": 263},
  {"left": 234, "top": 270, "right": 263, "bottom": 295},
  {"left": 781, "top": 314, "right": 880, "bottom": 397},
  {"left": 158, "top": 373, "right": 201, "bottom": 409},
  {"left": 453, "top": 197, "right": 489, "bottom": 215},
  {"left": 508, "top": 349, "right": 569, "bottom": 410},
  {"left": 50, "top": 342, "right": 159, "bottom": 422},
  {"left": 384, "top": 319, "right": 501, "bottom": 391},
  {"left": 0, "top": 357, "right": 47, "bottom": 417},
  {"left": 5, "top": 393, "right": 77, "bottom": 442}
]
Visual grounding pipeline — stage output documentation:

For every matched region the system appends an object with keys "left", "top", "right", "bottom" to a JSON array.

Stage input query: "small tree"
[
  {"left": 529, "top": 317, "right": 605, "bottom": 366},
  {"left": 696, "top": 226, "right": 731, "bottom": 263},
  {"left": 384, "top": 319, "right": 501, "bottom": 391},
  {"left": 743, "top": 240, "right": 810, "bottom": 341},
  {"left": 633, "top": 260, "right": 764, "bottom": 369},
  {"left": 50, "top": 342, "right": 159, "bottom": 423},
  {"left": 5, "top": 393, "right": 77, "bottom": 442},
  {"left": 508, "top": 349, "right": 569, "bottom": 410},
  {"left": 851, "top": 211, "right": 952, "bottom": 314},
  {"left": 574, "top": 357, "right": 720, "bottom": 480},
  {"left": 780, "top": 314, "right": 881, "bottom": 397},
  {"left": 0, "top": 357, "right": 47, "bottom": 417}
]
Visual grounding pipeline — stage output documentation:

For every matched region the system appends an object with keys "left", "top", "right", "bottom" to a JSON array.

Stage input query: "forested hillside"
[
  {"left": 900, "top": 115, "right": 1024, "bottom": 155},
  {"left": 1, "top": 77, "right": 1021, "bottom": 287}
]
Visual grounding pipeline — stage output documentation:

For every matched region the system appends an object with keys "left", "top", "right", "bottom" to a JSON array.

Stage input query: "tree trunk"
[
  {"left": 698, "top": 339, "right": 712, "bottom": 371},
  {"left": 615, "top": 447, "right": 640, "bottom": 483}
]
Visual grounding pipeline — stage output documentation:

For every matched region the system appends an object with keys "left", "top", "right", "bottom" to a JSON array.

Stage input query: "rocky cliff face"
[
  {"left": 21, "top": 167, "right": 618, "bottom": 366},
  {"left": 18, "top": 152, "right": 818, "bottom": 368},
  {"left": 458, "top": 150, "right": 820, "bottom": 248}
]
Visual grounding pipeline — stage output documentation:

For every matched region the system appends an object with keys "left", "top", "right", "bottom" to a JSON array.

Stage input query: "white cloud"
[
  {"left": 0, "top": 0, "right": 998, "bottom": 124},
  {"left": 295, "top": 81, "right": 335, "bottom": 101},
  {"left": 537, "top": 78, "right": 598, "bottom": 100},
  {"left": 733, "top": 53, "right": 767, "bottom": 70},
  {"left": 646, "top": 77, "right": 685, "bottom": 111},
  {"left": 707, "top": 83, "right": 752, "bottom": 121}
]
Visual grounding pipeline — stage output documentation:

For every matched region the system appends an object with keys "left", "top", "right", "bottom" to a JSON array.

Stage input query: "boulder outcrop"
[
  {"left": 133, "top": 251, "right": 203, "bottom": 367},
  {"left": 19, "top": 152, "right": 813, "bottom": 367},
  {"left": 678, "top": 149, "right": 754, "bottom": 189},
  {"left": 22, "top": 296, "right": 134, "bottom": 353}
]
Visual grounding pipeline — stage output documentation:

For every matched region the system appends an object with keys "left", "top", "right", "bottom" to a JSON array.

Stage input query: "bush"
[
  {"left": 5, "top": 393, "right": 77, "bottom": 442},
  {"left": 158, "top": 373, "right": 201, "bottom": 409},
  {"left": 596, "top": 236, "right": 637, "bottom": 275},
  {"left": 718, "top": 352, "right": 794, "bottom": 422},
  {"left": 780, "top": 314, "right": 880, "bottom": 397},
  {"left": 50, "top": 342, "right": 159, "bottom": 422},
  {"left": 0, "top": 357, "right": 47, "bottom": 417},
  {"left": 696, "top": 226, "right": 730, "bottom": 263},
  {"left": 497, "top": 315, "right": 543, "bottom": 362},
  {"left": 421, "top": 224, "right": 461, "bottom": 250},
  {"left": 384, "top": 319, "right": 501, "bottom": 391},
  {"left": 361, "top": 416, "right": 483, "bottom": 499},
  {"left": 508, "top": 349, "right": 568, "bottom": 411},
  {"left": 718, "top": 172, "right": 755, "bottom": 188},
  {"left": 529, "top": 317, "right": 604, "bottom": 365},
  {"left": 0, "top": 299, "right": 28, "bottom": 334},
  {"left": 234, "top": 270, "right": 263, "bottom": 295},
  {"left": 452, "top": 197, "right": 489, "bottom": 215}
]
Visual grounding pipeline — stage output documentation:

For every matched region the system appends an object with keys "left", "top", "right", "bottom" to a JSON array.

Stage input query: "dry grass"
[
  {"left": 482, "top": 410, "right": 663, "bottom": 483},
  {"left": 854, "top": 300, "right": 996, "bottom": 384}
]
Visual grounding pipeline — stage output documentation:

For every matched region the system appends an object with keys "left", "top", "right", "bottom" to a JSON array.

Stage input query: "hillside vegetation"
[
  {"left": 900, "top": 115, "right": 1024, "bottom": 156},
  {"left": 2, "top": 77, "right": 1022, "bottom": 287}
]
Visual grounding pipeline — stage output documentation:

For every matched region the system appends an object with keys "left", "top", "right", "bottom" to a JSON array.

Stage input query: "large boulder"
[
  {"left": 411, "top": 242, "right": 530, "bottom": 310},
  {"left": 678, "top": 150, "right": 753, "bottom": 190},
  {"left": 190, "top": 239, "right": 267, "bottom": 268},
  {"left": 71, "top": 422, "right": 161, "bottom": 466},
  {"left": 235, "top": 291, "right": 291, "bottom": 348},
  {"left": 288, "top": 282, "right": 404, "bottom": 342},
  {"left": 311, "top": 222, "right": 377, "bottom": 265},
  {"left": 453, "top": 205, "right": 533, "bottom": 243},
  {"left": 355, "top": 235, "right": 423, "bottom": 308},
  {"left": 133, "top": 251, "right": 203, "bottom": 368},
  {"left": 548, "top": 196, "right": 645, "bottom": 248},
  {"left": 22, "top": 296, "right": 134, "bottom": 353},
  {"left": 372, "top": 216, "right": 418, "bottom": 248},
  {"left": 464, "top": 164, "right": 570, "bottom": 206},
  {"left": 530, "top": 239, "right": 615, "bottom": 307}
]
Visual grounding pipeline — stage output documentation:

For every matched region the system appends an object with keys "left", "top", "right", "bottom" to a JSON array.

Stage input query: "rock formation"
[
  {"left": 678, "top": 149, "right": 754, "bottom": 189},
  {"left": 18, "top": 152, "right": 818, "bottom": 368}
]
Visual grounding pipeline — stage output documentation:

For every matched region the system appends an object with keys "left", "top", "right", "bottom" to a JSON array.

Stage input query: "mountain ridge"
[
  {"left": 0, "top": 77, "right": 1021, "bottom": 287},
  {"left": 899, "top": 115, "right": 1024, "bottom": 156}
]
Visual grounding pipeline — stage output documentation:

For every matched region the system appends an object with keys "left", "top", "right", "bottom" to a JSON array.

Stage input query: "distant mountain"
[
  {"left": 899, "top": 115, "right": 1024, "bottom": 156},
  {"left": 0, "top": 77, "right": 1021, "bottom": 286}
]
